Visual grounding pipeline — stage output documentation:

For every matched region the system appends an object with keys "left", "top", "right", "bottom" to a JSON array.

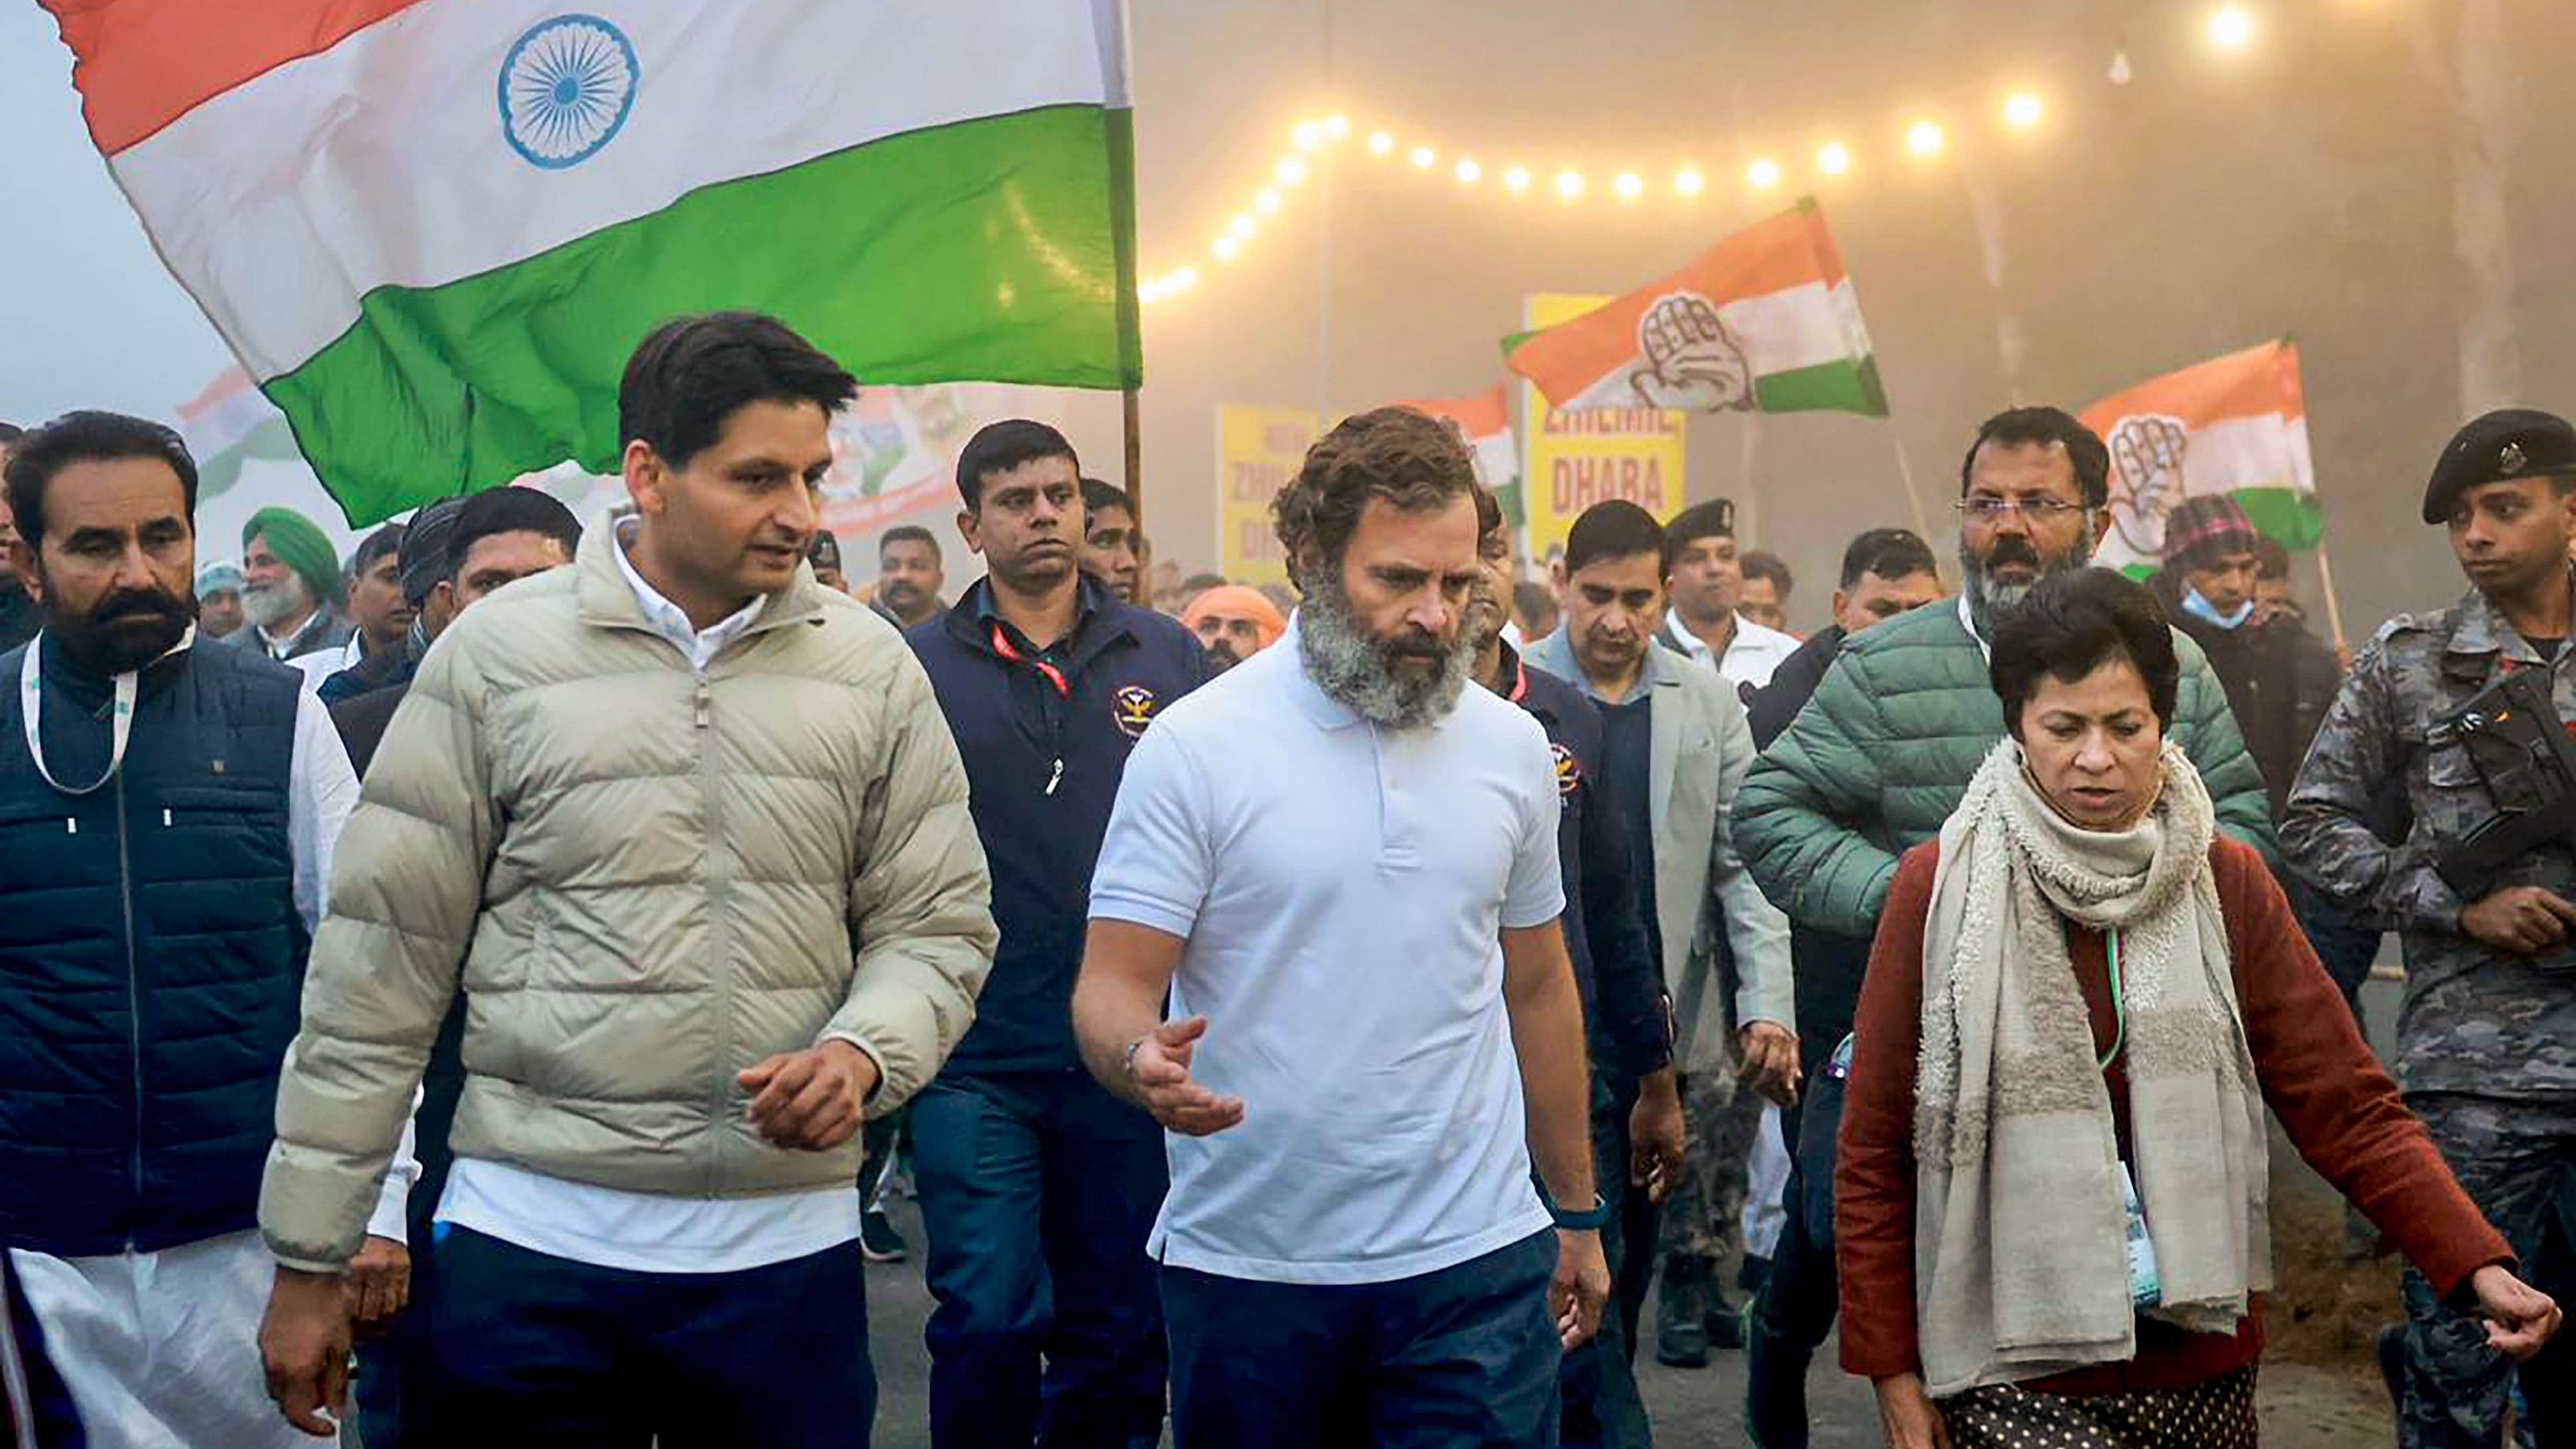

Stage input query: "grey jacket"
[{"left": 1525, "top": 632, "right": 1793, "bottom": 1073}]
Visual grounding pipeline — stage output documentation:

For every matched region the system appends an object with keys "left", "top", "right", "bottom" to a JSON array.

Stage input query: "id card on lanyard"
[{"left": 2089, "top": 923, "right": 2163, "bottom": 1309}]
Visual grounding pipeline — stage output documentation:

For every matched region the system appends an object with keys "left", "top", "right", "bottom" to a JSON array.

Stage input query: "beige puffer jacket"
[{"left": 260, "top": 527, "right": 997, "bottom": 1271}]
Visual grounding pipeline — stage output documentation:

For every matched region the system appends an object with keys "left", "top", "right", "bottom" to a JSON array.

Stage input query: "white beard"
[
  {"left": 242, "top": 574, "right": 315, "bottom": 631},
  {"left": 1297, "top": 572, "right": 1473, "bottom": 731}
]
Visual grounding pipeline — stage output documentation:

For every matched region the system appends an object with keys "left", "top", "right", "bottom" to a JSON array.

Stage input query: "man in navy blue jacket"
[
  {"left": 906, "top": 420, "right": 1209, "bottom": 1448},
  {"left": 1466, "top": 487, "right": 1682, "bottom": 1449}
]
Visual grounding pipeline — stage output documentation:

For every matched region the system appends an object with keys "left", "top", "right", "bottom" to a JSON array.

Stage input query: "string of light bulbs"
[{"left": 1136, "top": 0, "right": 2274, "bottom": 305}]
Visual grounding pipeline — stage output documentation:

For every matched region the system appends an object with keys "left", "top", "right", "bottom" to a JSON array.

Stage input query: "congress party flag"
[
  {"left": 45, "top": 0, "right": 1141, "bottom": 524},
  {"left": 1503, "top": 198, "right": 1885, "bottom": 418},
  {"left": 1400, "top": 385, "right": 1523, "bottom": 523},
  {"left": 2080, "top": 339, "right": 2320, "bottom": 575}
]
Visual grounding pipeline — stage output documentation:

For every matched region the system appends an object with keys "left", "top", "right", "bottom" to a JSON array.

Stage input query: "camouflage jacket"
[{"left": 2280, "top": 578, "right": 2576, "bottom": 1100}]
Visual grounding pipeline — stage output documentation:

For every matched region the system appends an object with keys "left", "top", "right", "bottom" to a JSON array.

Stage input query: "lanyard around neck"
[
  {"left": 20, "top": 632, "right": 148, "bottom": 796},
  {"left": 990, "top": 622, "right": 1070, "bottom": 698},
  {"left": 2065, "top": 921, "right": 2128, "bottom": 1073}
]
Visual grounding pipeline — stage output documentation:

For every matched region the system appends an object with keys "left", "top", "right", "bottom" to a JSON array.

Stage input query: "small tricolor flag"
[
  {"left": 176, "top": 367, "right": 302, "bottom": 500},
  {"left": 1503, "top": 198, "right": 1885, "bottom": 418},
  {"left": 2080, "top": 339, "right": 2320, "bottom": 575},
  {"left": 1400, "top": 386, "right": 1522, "bottom": 521},
  {"left": 45, "top": 0, "right": 1141, "bottom": 524}
]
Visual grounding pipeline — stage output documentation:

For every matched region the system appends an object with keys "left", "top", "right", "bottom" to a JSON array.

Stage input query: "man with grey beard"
[
  {"left": 1074, "top": 406, "right": 1607, "bottom": 1447},
  {"left": 227, "top": 507, "right": 351, "bottom": 662},
  {"left": 1735, "top": 405, "right": 2273, "bottom": 949}
]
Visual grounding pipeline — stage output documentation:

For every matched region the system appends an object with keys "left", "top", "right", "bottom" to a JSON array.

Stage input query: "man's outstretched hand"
[{"left": 1127, "top": 1017, "right": 1246, "bottom": 1136}]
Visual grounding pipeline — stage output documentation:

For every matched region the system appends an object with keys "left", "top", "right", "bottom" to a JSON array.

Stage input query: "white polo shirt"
[{"left": 1090, "top": 622, "right": 1566, "bottom": 1286}]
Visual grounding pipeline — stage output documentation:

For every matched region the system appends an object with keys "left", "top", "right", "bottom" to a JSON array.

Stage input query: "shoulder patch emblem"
[
  {"left": 1113, "top": 684, "right": 1159, "bottom": 739},
  {"left": 1551, "top": 741, "right": 1582, "bottom": 799}
]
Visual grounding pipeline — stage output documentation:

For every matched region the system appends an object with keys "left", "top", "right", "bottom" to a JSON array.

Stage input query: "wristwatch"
[{"left": 1547, "top": 1191, "right": 1612, "bottom": 1231}]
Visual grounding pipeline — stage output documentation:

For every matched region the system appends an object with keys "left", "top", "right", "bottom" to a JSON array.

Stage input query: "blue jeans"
[
  {"left": 911, "top": 1071, "right": 1168, "bottom": 1449},
  {"left": 423, "top": 1224, "right": 875, "bottom": 1447},
  {"left": 1561, "top": 1070, "right": 1652, "bottom": 1449},
  {"left": 1161, "top": 1227, "right": 1561, "bottom": 1449}
]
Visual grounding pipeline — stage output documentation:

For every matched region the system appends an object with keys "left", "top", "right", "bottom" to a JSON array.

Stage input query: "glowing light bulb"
[
  {"left": 1906, "top": 121, "right": 1946, "bottom": 157},
  {"left": 1139, "top": 281, "right": 1163, "bottom": 305},
  {"left": 1292, "top": 121, "right": 1323, "bottom": 150},
  {"left": 1275, "top": 157, "right": 1309, "bottom": 186},
  {"left": 1674, "top": 168, "right": 1705, "bottom": 197},
  {"left": 1254, "top": 189, "right": 1283, "bottom": 215},
  {"left": 1554, "top": 170, "right": 1586, "bottom": 200},
  {"left": 1166, "top": 268, "right": 1198, "bottom": 294},
  {"left": 1229, "top": 214, "right": 1256, "bottom": 240},
  {"left": 1455, "top": 158, "right": 1482, "bottom": 183},
  {"left": 1322, "top": 114, "right": 1350, "bottom": 140},
  {"left": 2209, "top": 4, "right": 2256, "bottom": 49},
  {"left": 1367, "top": 131, "right": 1395, "bottom": 155},
  {"left": 1817, "top": 142, "right": 1852, "bottom": 176},
  {"left": 2003, "top": 92, "right": 2045, "bottom": 129},
  {"left": 1410, "top": 144, "right": 1437, "bottom": 169},
  {"left": 1212, "top": 235, "right": 1241, "bottom": 262},
  {"left": 1746, "top": 157, "right": 1783, "bottom": 189}
]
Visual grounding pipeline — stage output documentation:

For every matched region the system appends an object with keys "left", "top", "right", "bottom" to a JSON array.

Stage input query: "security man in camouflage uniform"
[{"left": 2282, "top": 408, "right": 2576, "bottom": 1447}]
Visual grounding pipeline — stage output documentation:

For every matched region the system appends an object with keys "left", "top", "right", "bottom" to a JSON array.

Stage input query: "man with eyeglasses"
[{"left": 1736, "top": 404, "right": 2273, "bottom": 962}]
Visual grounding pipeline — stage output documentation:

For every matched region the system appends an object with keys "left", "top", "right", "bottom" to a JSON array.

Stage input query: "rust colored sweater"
[{"left": 1837, "top": 837, "right": 2510, "bottom": 1395}]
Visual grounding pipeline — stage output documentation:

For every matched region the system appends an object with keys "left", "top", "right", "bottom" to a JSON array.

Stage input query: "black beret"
[{"left": 2424, "top": 408, "right": 2576, "bottom": 523}]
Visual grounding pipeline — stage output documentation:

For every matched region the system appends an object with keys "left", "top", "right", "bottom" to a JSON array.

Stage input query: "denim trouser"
[
  {"left": 423, "top": 1224, "right": 875, "bottom": 1447},
  {"left": 911, "top": 1070, "right": 1169, "bottom": 1449},
  {"left": 1162, "top": 1227, "right": 1561, "bottom": 1449},
  {"left": 1561, "top": 1069, "right": 1653, "bottom": 1449}
]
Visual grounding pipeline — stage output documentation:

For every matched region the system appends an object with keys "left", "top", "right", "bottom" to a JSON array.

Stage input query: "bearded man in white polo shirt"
[{"left": 1075, "top": 406, "right": 1609, "bottom": 1449}]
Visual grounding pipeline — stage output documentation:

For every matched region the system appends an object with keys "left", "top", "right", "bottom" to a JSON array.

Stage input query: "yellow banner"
[
  {"left": 1215, "top": 404, "right": 1320, "bottom": 587},
  {"left": 1520, "top": 294, "right": 1687, "bottom": 567}
]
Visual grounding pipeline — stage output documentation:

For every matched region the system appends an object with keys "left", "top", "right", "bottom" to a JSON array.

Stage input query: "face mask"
[{"left": 2181, "top": 586, "right": 2256, "bottom": 631}]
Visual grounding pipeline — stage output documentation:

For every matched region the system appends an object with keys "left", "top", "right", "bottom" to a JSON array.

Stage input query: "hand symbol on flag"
[
  {"left": 1631, "top": 292, "right": 1754, "bottom": 414},
  {"left": 2107, "top": 414, "right": 2192, "bottom": 556}
]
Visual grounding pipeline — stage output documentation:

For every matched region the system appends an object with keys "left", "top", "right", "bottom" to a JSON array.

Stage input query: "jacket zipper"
[
  {"left": 695, "top": 674, "right": 731, "bottom": 1195},
  {"left": 114, "top": 768, "right": 144, "bottom": 1248}
]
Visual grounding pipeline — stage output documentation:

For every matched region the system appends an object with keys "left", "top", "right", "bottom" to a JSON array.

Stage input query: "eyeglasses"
[{"left": 1956, "top": 496, "right": 2088, "bottom": 523}]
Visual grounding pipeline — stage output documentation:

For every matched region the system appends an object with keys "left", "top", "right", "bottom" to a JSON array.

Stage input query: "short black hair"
[
  {"left": 956, "top": 420, "right": 1079, "bottom": 512},
  {"left": 1988, "top": 567, "right": 2180, "bottom": 736},
  {"left": 1080, "top": 476, "right": 1133, "bottom": 521},
  {"left": 0, "top": 421, "right": 22, "bottom": 447},
  {"left": 1272, "top": 406, "right": 1476, "bottom": 583},
  {"left": 351, "top": 522, "right": 407, "bottom": 578},
  {"left": 1473, "top": 485, "right": 1503, "bottom": 538},
  {"left": 1565, "top": 500, "right": 1665, "bottom": 577},
  {"left": 1840, "top": 527, "right": 1939, "bottom": 589},
  {"left": 1960, "top": 406, "right": 2110, "bottom": 510},
  {"left": 2252, "top": 534, "right": 2291, "bottom": 580},
  {"left": 1513, "top": 580, "right": 1559, "bottom": 628},
  {"left": 446, "top": 487, "right": 581, "bottom": 583},
  {"left": 1661, "top": 500, "right": 1736, "bottom": 575},
  {"left": 618, "top": 311, "right": 858, "bottom": 470},
  {"left": 1741, "top": 549, "right": 1793, "bottom": 597},
  {"left": 879, "top": 524, "right": 941, "bottom": 563},
  {"left": 1181, "top": 571, "right": 1228, "bottom": 594},
  {"left": 3, "top": 410, "right": 198, "bottom": 548}
]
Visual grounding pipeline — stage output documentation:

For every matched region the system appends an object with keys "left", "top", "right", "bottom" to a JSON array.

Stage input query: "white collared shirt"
[
  {"left": 290, "top": 635, "right": 365, "bottom": 693},
  {"left": 1090, "top": 620, "right": 1564, "bottom": 1284},
  {"left": 434, "top": 524, "right": 859, "bottom": 1272},
  {"left": 1665, "top": 607, "right": 1802, "bottom": 690}
]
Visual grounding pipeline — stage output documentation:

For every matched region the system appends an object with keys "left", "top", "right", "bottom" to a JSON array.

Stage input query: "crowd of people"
[{"left": 1, "top": 309, "right": 2573, "bottom": 1449}]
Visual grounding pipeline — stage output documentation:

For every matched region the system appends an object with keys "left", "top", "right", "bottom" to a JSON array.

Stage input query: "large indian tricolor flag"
[
  {"left": 1503, "top": 198, "right": 1886, "bottom": 418},
  {"left": 45, "top": 0, "right": 1140, "bottom": 524},
  {"left": 2080, "top": 339, "right": 2319, "bottom": 576},
  {"left": 1400, "top": 385, "right": 1522, "bottom": 522}
]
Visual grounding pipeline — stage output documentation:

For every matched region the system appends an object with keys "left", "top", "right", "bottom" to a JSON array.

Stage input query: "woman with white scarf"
[{"left": 1836, "top": 568, "right": 2559, "bottom": 1448}]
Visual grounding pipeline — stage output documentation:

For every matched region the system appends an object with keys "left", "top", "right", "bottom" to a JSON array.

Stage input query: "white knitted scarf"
[{"left": 1911, "top": 739, "right": 2269, "bottom": 1396}]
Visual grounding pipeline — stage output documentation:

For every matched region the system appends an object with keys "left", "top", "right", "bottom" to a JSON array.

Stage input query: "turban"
[
  {"left": 242, "top": 506, "right": 340, "bottom": 604},
  {"left": 1181, "top": 585, "right": 1286, "bottom": 653}
]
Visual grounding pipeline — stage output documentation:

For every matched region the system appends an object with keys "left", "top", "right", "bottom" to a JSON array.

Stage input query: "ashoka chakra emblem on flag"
[{"left": 499, "top": 14, "right": 640, "bottom": 170}]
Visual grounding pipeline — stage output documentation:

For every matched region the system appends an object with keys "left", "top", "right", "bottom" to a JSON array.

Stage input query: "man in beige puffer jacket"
[{"left": 254, "top": 313, "right": 998, "bottom": 1443}]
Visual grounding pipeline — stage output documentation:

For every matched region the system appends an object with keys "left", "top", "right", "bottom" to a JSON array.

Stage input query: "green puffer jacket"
[{"left": 1737, "top": 597, "right": 2275, "bottom": 940}]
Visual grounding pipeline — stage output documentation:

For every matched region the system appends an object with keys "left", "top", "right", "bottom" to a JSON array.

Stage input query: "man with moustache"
[
  {"left": 315, "top": 498, "right": 469, "bottom": 710},
  {"left": 227, "top": 507, "right": 352, "bottom": 663},
  {"left": 1075, "top": 407, "right": 1607, "bottom": 1447},
  {"left": 193, "top": 559, "right": 249, "bottom": 642},
  {"left": 1464, "top": 486, "right": 1681, "bottom": 1449},
  {"left": 906, "top": 421, "right": 1207, "bottom": 1447},
  {"left": 874, "top": 525, "right": 948, "bottom": 629},
  {"left": 1737, "top": 406, "right": 2273, "bottom": 949},
  {"left": 0, "top": 412, "right": 408, "bottom": 1447},
  {"left": 1178, "top": 584, "right": 1285, "bottom": 673},
  {"left": 294, "top": 523, "right": 414, "bottom": 692}
]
